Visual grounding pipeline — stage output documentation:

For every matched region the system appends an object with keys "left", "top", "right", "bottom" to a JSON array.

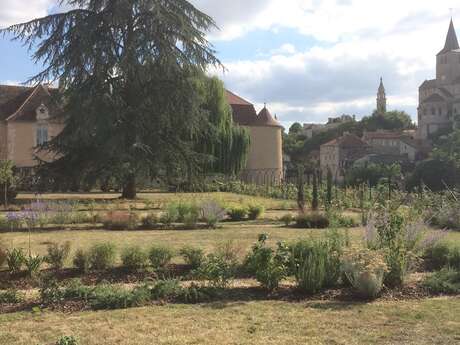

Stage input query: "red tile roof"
[
  {"left": 256, "top": 106, "right": 283, "bottom": 128},
  {"left": 323, "top": 134, "right": 367, "bottom": 148}
]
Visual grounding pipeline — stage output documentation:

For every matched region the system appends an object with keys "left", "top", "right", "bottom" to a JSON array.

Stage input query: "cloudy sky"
[{"left": 0, "top": 0, "right": 458, "bottom": 127}]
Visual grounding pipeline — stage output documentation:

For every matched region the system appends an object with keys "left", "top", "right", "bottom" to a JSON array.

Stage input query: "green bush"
[
  {"left": 423, "top": 242, "right": 452, "bottom": 270},
  {"left": 295, "top": 212, "right": 330, "bottom": 229},
  {"left": 423, "top": 268, "right": 460, "bottom": 294},
  {"left": 290, "top": 238, "right": 341, "bottom": 294},
  {"left": 247, "top": 204, "right": 265, "bottom": 220},
  {"left": 180, "top": 246, "right": 205, "bottom": 270},
  {"left": 73, "top": 249, "right": 90, "bottom": 273},
  {"left": 90, "top": 284, "right": 150, "bottom": 310},
  {"left": 448, "top": 247, "right": 460, "bottom": 270},
  {"left": 24, "top": 254, "right": 43, "bottom": 277},
  {"left": 121, "top": 246, "right": 148, "bottom": 270},
  {"left": 227, "top": 206, "right": 248, "bottom": 221},
  {"left": 0, "top": 289, "right": 24, "bottom": 304},
  {"left": 45, "top": 242, "right": 71, "bottom": 270},
  {"left": 160, "top": 205, "right": 179, "bottom": 226},
  {"left": 88, "top": 243, "right": 117, "bottom": 270},
  {"left": 56, "top": 335, "right": 78, "bottom": 345},
  {"left": 103, "top": 211, "right": 138, "bottom": 230},
  {"left": 150, "top": 279, "right": 183, "bottom": 300},
  {"left": 6, "top": 248, "right": 25, "bottom": 274},
  {"left": 141, "top": 213, "right": 159, "bottom": 229},
  {"left": 63, "top": 279, "right": 92, "bottom": 300},
  {"left": 39, "top": 274, "right": 64, "bottom": 305},
  {"left": 280, "top": 214, "right": 294, "bottom": 226},
  {"left": 148, "top": 245, "right": 174, "bottom": 269},
  {"left": 245, "top": 234, "right": 290, "bottom": 291}
]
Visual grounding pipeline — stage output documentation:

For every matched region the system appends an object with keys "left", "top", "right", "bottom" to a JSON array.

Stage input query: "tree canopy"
[{"left": 3, "top": 0, "right": 249, "bottom": 197}]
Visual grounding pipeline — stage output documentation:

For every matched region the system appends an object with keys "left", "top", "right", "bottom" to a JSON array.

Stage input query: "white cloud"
[{"left": 0, "top": 0, "right": 55, "bottom": 28}]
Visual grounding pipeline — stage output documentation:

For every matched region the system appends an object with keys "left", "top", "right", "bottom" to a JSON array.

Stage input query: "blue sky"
[{"left": 0, "top": 0, "right": 459, "bottom": 128}]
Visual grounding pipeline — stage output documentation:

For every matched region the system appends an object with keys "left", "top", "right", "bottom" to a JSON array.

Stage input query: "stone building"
[
  {"left": 302, "top": 114, "right": 355, "bottom": 139},
  {"left": 226, "top": 90, "right": 284, "bottom": 184},
  {"left": 320, "top": 133, "right": 368, "bottom": 182},
  {"left": 376, "top": 77, "right": 387, "bottom": 114},
  {"left": 417, "top": 19, "right": 460, "bottom": 140},
  {"left": 0, "top": 84, "right": 64, "bottom": 169}
]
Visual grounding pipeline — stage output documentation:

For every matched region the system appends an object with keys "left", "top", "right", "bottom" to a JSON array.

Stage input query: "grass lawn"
[{"left": 1, "top": 297, "right": 459, "bottom": 345}]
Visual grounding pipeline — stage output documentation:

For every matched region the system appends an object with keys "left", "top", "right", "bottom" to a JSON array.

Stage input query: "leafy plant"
[
  {"left": 6, "top": 248, "right": 25, "bottom": 274},
  {"left": 150, "top": 279, "right": 183, "bottom": 301},
  {"left": 39, "top": 274, "right": 63, "bottom": 305},
  {"left": 295, "top": 212, "right": 330, "bottom": 229},
  {"left": 180, "top": 246, "right": 205, "bottom": 270},
  {"left": 247, "top": 204, "right": 265, "bottom": 220},
  {"left": 200, "top": 200, "right": 226, "bottom": 228},
  {"left": 89, "top": 284, "right": 150, "bottom": 310},
  {"left": 56, "top": 335, "right": 78, "bottom": 345},
  {"left": 45, "top": 242, "right": 71, "bottom": 270},
  {"left": 342, "top": 248, "right": 388, "bottom": 299},
  {"left": 121, "top": 246, "right": 148, "bottom": 270},
  {"left": 88, "top": 243, "right": 117, "bottom": 270},
  {"left": 149, "top": 245, "right": 174, "bottom": 270},
  {"left": 73, "top": 249, "right": 90, "bottom": 273},
  {"left": 227, "top": 206, "right": 248, "bottom": 221},
  {"left": 423, "top": 268, "right": 460, "bottom": 294},
  {"left": 24, "top": 254, "right": 43, "bottom": 277},
  {"left": 0, "top": 289, "right": 24, "bottom": 304}
]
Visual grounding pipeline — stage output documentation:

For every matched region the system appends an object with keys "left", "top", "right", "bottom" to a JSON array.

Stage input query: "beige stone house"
[
  {"left": 320, "top": 133, "right": 368, "bottom": 182},
  {"left": 0, "top": 84, "right": 64, "bottom": 169},
  {"left": 226, "top": 90, "right": 284, "bottom": 184},
  {"left": 0, "top": 84, "right": 283, "bottom": 185}
]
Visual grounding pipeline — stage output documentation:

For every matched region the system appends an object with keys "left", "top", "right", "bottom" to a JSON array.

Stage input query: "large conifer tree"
[{"left": 3, "top": 0, "right": 249, "bottom": 198}]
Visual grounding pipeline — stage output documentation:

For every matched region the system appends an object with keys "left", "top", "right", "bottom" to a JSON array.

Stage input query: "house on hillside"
[
  {"left": 319, "top": 133, "right": 368, "bottom": 182},
  {"left": 225, "top": 90, "right": 284, "bottom": 185},
  {"left": 0, "top": 84, "right": 64, "bottom": 170}
]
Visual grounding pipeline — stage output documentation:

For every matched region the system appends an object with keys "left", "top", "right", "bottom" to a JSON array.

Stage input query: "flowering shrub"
[{"left": 342, "top": 248, "right": 388, "bottom": 299}]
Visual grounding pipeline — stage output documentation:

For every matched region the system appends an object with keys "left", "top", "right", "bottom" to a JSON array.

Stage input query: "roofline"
[
  {"left": 5, "top": 84, "right": 50, "bottom": 122},
  {"left": 225, "top": 89, "right": 253, "bottom": 105}
]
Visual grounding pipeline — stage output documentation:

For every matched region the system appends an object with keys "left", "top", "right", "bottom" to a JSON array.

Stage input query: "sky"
[{"left": 0, "top": 0, "right": 459, "bottom": 128}]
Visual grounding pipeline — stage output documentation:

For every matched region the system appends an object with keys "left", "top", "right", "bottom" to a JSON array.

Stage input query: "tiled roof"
[
  {"left": 323, "top": 134, "right": 367, "bottom": 148},
  {"left": 256, "top": 106, "right": 283, "bottom": 128},
  {"left": 363, "top": 131, "right": 402, "bottom": 140}
]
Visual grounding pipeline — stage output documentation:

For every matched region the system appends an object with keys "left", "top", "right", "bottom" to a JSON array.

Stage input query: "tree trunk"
[{"left": 122, "top": 174, "right": 137, "bottom": 199}]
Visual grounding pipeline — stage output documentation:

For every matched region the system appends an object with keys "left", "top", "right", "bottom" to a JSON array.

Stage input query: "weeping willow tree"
[{"left": 2, "top": 0, "right": 248, "bottom": 198}]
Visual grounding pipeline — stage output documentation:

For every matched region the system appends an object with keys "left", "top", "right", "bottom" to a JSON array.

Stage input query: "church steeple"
[
  {"left": 376, "top": 77, "right": 387, "bottom": 114},
  {"left": 438, "top": 18, "right": 459, "bottom": 55}
]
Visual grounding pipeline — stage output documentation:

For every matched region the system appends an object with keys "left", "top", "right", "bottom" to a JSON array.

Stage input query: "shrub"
[
  {"left": 24, "top": 254, "right": 43, "bottom": 277},
  {"left": 290, "top": 237, "right": 341, "bottom": 294},
  {"left": 342, "top": 248, "right": 388, "bottom": 299},
  {"left": 183, "top": 212, "right": 199, "bottom": 229},
  {"left": 245, "top": 234, "right": 290, "bottom": 291},
  {"left": 121, "top": 246, "right": 148, "bottom": 270},
  {"left": 73, "top": 249, "right": 90, "bottom": 273},
  {"left": 295, "top": 212, "right": 330, "bottom": 229},
  {"left": 159, "top": 205, "right": 179, "bottom": 226},
  {"left": 423, "top": 242, "right": 451, "bottom": 270},
  {"left": 148, "top": 245, "right": 174, "bottom": 269},
  {"left": 0, "top": 289, "right": 24, "bottom": 304},
  {"left": 90, "top": 284, "right": 150, "bottom": 310},
  {"left": 280, "top": 214, "right": 294, "bottom": 226},
  {"left": 45, "top": 242, "right": 71, "bottom": 270},
  {"left": 63, "top": 279, "right": 92, "bottom": 300},
  {"left": 200, "top": 201, "right": 226, "bottom": 228},
  {"left": 176, "top": 202, "right": 200, "bottom": 223},
  {"left": 56, "top": 336, "right": 78, "bottom": 345},
  {"left": 178, "top": 283, "right": 218, "bottom": 304},
  {"left": 6, "top": 248, "right": 25, "bottom": 274},
  {"left": 180, "top": 246, "right": 205, "bottom": 270},
  {"left": 448, "top": 246, "right": 460, "bottom": 270},
  {"left": 141, "top": 213, "right": 159, "bottom": 229},
  {"left": 39, "top": 274, "right": 64, "bottom": 305},
  {"left": 247, "top": 204, "right": 265, "bottom": 220},
  {"left": 88, "top": 243, "right": 117, "bottom": 270},
  {"left": 423, "top": 268, "right": 460, "bottom": 294},
  {"left": 150, "top": 279, "right": 183, "bottom": 301},
  {"left": 103, "top": 211, "right": 138, "bottom": 230},
  {"left": 227, "top": 206, "right": 248, "bottom": 221}
]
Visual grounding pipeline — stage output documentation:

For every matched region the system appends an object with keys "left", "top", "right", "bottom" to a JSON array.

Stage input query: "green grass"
[{"left": 0, "top": 298, "right": 459, "bottom": 344}]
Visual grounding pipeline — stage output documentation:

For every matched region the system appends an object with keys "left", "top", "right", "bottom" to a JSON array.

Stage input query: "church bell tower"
[{"left": 376, "top": 77, "right": 387, "bottom": 114}]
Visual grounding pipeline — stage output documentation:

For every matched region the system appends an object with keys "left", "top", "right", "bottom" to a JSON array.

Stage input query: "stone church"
[{"left": 417, "top": 19, "right": 460, "bottom": 140}]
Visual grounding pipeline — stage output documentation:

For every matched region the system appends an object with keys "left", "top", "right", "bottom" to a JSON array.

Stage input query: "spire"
[
  {"left": 376, "top": 77, "right": 387, "bottom": 114},
  {"left": 438, "top": 18, "right": 459, "bottom": 55}
]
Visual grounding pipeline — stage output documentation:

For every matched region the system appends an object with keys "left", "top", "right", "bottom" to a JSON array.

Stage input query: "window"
[
  {"left": 431, "top": 107, "right": 435, "bottom": 115},
  {"left": 36, "top": 126, "right": 48, "bottom": 146}
]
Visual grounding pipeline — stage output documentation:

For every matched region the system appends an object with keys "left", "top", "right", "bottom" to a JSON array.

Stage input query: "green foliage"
[
  {"left": 200, "top": 200, "right": 226, "bottom": 229},
  {"left": 423, "top": 242, "right": 453, "bottom": 270},
  {"left": 407, "top": 159, "right": 459, "bottom": 192},
  {"left": 342, "top": 248, "right": 388, "bottom": 299},
  {"left": 45, "top": 242, "right": 71, "bottom": 270},
  {"left": 148, "top": 246, "right": 174, "bottom": 269},
  {"left": 88, "top": 243, "right": 117, "bottom": 271},
  {"left": 0, "top": 159, "right": 16, "bottom": 206},
  {"left": 180, "top": 246, "right": 205, "bottom": 270},
  {"left": 0, "top": 289, "right": 24, "bottom": 304},
  {"left": 56, "top": 335, "right": 78, "bottom": 345},
  {"left": 6, "top": 248, "right": 25, "bottom": 274},
  {"left": 227, "top": 206, "right": 248, "bottom": 221},
  {"left": 312, "top": 172, "right": 319, "bottom": 211},
  {"left": 247, "top": 204, "right": 265, "bottom": 220},
  {"left": 245, "top": 234, "right": 290, "bottom": 291},
  {"left": 73, "top": 249, "right": 90, "bottom": 273},
  {"left": 290, "top": 233, "right": 343, "bottom": 294},
  {"left": 326, "top": 168, "right": 333, "bottom": 207},
  {"left": 63, "top": 279, "right": 92, "bottom": 300},
  {"left": 24, "top": 254, "right": 43, "bottom": 277},
  {"left": 39, "top": 274, "right": 64, "bottom": 305},
  {"left": 423, "top": 268, "right": 460, "bottom": 294},
  {"left": 150, "top": 279, "right": 183, "bottom": 301},
  {"left": 121, "top": 246, "right": 148, "bottom": 270},
  {"left": 90, "top": 284, "right": 150, "bottom": 310},
  {"left": 346, "top": 163, "right": 401, "bottom": 188},
  {"left": 280, "top": 213, "right": 294, "bottom": 226},
  {"left": 295, "top": 212, "right": 330, "bottom": 229}
]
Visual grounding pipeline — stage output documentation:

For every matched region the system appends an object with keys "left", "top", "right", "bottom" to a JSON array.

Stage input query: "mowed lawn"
[{"left": 1, "top": 298, "right": 460, "bottom": 345}]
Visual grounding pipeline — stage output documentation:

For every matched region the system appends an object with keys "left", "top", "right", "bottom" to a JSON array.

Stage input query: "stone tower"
[{"left": 376, "top": 77, "right": 387, "bottom": 114}]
